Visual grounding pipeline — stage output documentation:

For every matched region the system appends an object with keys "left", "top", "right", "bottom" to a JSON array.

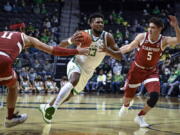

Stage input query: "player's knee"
[
  {"left": 147, "top": 92, "right": 159, "bottom": 108},
  {"left": 70, "top": 73, "right": 80, "bottom": 87}
]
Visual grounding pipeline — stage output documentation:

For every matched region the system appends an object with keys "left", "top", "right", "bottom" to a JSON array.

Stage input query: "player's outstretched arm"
[
  {"left": 23, "top": 34, "right": 89, "bottom": 56},
  {"left": 100, "top": 46, "right": 122, "bottom": 61},
  {"left": 101, "top": 33, "right": 143, "bottom": 60},
  {"left": 58, "top": 31, "right": 84, "bottom": 47},
  {"left": 104, "top": 33, "right": 122, "bottom": 61},
  {"left": 164, "top": 15, "right": 180, "bottom": 48},
  {"left": 120, "top": 33, "right": 143, "bottom": 54}
]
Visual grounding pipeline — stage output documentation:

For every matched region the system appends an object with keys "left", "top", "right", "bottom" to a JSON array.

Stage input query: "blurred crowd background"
[{"left": 0, "top": 0, "right": 179, "bottom": 98}]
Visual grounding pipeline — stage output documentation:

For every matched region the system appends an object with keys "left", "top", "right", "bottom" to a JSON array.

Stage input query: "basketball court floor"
[{"left": 0, "top": 93, "right": 180, "bottom": 135}]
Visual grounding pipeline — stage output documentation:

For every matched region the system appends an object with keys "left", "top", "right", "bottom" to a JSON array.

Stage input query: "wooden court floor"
[{"left": 0, "top": 93, "right": 180, "bottom": 135}]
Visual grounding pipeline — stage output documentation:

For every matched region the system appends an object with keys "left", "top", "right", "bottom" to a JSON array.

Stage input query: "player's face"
[
  {"left": 148, "top": 23, "right": 162, "bottom": 36},
  {"left": 91, "top": 17, "right": 104, "bottom": 34}
]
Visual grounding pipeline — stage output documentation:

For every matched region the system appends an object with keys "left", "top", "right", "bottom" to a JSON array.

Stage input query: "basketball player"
[
  {"left": 0, "top": 31, "right": 88, "bottom": 128},
  {"left": 101, "top": 15, "right": 180, "bottom": 127},
  {"left": 39, "top": 12, "right": 122, "bottom": 123}
]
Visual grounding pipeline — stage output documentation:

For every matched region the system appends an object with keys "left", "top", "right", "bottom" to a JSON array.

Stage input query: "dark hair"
[
  {"left": 88, "top": 12, "right": 104, "bottom": 24},
  {"left": 149, "top": 17, "right": 164, "bottom": 28}
]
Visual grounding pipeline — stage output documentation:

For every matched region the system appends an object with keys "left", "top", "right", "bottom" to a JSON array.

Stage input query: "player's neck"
[
  {"left": 149, "top": 34, "right": 160, "bottom": 42},
  {"left": 91, "top": 29, "right": 102, "bottom": 37}
]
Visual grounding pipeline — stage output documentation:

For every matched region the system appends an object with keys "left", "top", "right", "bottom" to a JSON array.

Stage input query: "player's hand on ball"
[
  {"left": 77, "top": 47, "right": 89, "bottom": 55},
  {"left": 71, "top": 31, "right": 84, "bottom": 45}
]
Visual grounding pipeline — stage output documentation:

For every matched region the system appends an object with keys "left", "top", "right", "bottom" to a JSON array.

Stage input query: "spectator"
[
  {"left": 43, "top": 18, "right": 51, "bottom": 29},
  {"left": 48, "top": 39, "right": 57, "bottom": 46},
  {"left": 29, "top": 68, "right": 37, "bottom": 83},
  {"left": 41, "top": 4, "right": 47, "bottom": 14},
  {"left": 165, "top": 70, "right": 180, "bottom": 97},
  {"left": 113, "top": 62, "right": 122, "bottom": 75},
  {"left": 4, "top": 2, "right": 12, "bottom": 12},
  {"left": 19, "top": 67, "right": 30, "bottom": 81},
  {"left": 44, "top": 60, "right": 53, "bottom": 73},
  {"left": 85, "top": 71, "right": 98, "bottom": 92},
  {"left": 152, "top": 6, "right": 160, "bottom": 15},
  {"left": 19, "top": 77, "right": 34, "bottom": 93},
  {"left": 33, "top": 4, "right": 40, "bottom": 14},
  {"left": 97, "top": 69, "right": 107, "bottom": 93},
  {"left": 111, "top": 71, "right": 124, "bottom": 93},
  {"left": 45, "top": 76, "right": 59, "bottom": 93},
  {"left": 60, "top": 76, "right": 68, "bottom": 88},
  {"left": 34, "top": 76, "right": 45, "bottom": 93}
]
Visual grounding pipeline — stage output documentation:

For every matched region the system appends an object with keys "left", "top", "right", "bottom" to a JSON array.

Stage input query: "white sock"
[{"left": 52, "top": 82, "right": 73, "bottom": 108}]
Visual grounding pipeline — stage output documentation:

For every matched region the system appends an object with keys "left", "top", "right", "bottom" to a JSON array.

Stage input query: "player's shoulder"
[
  {"left": 104, "top": 31, "right": 113, "bottom": 39},
  {"left": 135, "top": 32, "right": 146, "bottom": 41},
  {"left": 161, "top": 35, "right": 169, "bottom": 40},
  {"left": 160, "top": 35, "right": 170, "bottom": 47},
  {"left": 137, "top": 32, "right": 146, "bottom": 38},
  {"left": 103, "top": 30, "right": 111, "bottom": 35}
]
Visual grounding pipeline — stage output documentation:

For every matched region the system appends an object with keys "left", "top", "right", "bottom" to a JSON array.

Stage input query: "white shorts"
[{"left": 67, "top": 59, "right": 94, "bottom": 94}]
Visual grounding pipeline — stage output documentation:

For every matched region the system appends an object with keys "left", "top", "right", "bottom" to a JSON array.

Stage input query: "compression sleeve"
[{"left": 52, "top": 46, "right": 79, "bottom": 56}]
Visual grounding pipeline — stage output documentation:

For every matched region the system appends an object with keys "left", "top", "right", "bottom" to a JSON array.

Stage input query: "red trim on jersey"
[{"left": 139, "top": 32, "right": 148, "bottom": 47}]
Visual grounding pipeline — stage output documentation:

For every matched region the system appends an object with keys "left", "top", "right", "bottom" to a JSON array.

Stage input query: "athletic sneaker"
[
  {"left": 118, "top": 100, "right": 134, "bottom": 117},
  {"left": 39, "top": 104, "right": 55, "bottom": 123},
  {"left": 134, "top": 115, "right": 149, "bottom": 128},
  {"left": 4, "top": 112, "right": 28, "bottom": 128}
]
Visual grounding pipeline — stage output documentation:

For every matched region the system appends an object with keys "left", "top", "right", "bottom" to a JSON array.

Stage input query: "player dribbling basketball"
[{"left": 39, "top": 12, "right": 122, "bottom": 123}]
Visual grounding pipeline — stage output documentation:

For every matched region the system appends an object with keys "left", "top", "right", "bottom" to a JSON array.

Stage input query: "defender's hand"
[
  {"left": 77, "top": 47, "right": 89, "bottom": 55},
  {"left": 168, "top": 15, "right": 179, "bottom": 28},
  {"left": 99, "top": 45, "right": 123, "bottom": 61},
  {"left": 99, "top": 45, "right": 112, "bottom": 54}
]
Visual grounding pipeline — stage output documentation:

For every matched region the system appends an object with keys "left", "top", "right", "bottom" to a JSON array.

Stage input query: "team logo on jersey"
[
  {"left": 91, "top": 39, "right": 104, "bottom": 49},
  {"left": 142, "top": 45, "right": 160, "bottom": 52}
]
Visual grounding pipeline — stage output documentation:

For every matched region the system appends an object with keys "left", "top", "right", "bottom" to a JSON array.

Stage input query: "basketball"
[{"left": 79, "top": 31, "right": 92, "bottom": 48}]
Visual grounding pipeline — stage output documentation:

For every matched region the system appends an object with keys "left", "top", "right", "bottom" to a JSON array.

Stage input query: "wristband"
[{"left": 68, "top": 38, "right": 72, "bottom": 45}]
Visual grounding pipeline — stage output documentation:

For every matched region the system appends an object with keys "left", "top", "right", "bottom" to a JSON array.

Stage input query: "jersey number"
[
  {"left": 147, "top": 52, "right": 152, "bottom": 61},
  {"left": 1, "top": 32, "right": 14, "bottom": 39},
  {"left": 89, "top": 48, "right": 97, "bottom": 56}
]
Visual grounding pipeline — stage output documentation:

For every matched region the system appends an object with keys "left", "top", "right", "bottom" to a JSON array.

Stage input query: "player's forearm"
[
  {"left": 119, "top": 45, "right": 131, "bottom": 54},
  {"left": 105, "top": 48, "right": 122, "bottom": 61},
  {"left": 52, "top": 46, "right": 78, "bottom": 56},
  {"left": 30, "top": 37, "right": 53, "bottom": 54},
  {"left": 30, "top": 37, "right": 78, "bottom": 56},
  {"left": 174, "top": 25, "right": 180, "bottom": 43}
]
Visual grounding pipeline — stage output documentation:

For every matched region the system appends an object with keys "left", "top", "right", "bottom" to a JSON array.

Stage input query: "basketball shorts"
[
  {"left": 67, "top": 59, "right": 94, "bottom": 94},
  {"left": 0, "top": 52, "right": 17, "bottom": 86},
  {"left": 124, "top": 62, "right": 160, "bottom": 98}
]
